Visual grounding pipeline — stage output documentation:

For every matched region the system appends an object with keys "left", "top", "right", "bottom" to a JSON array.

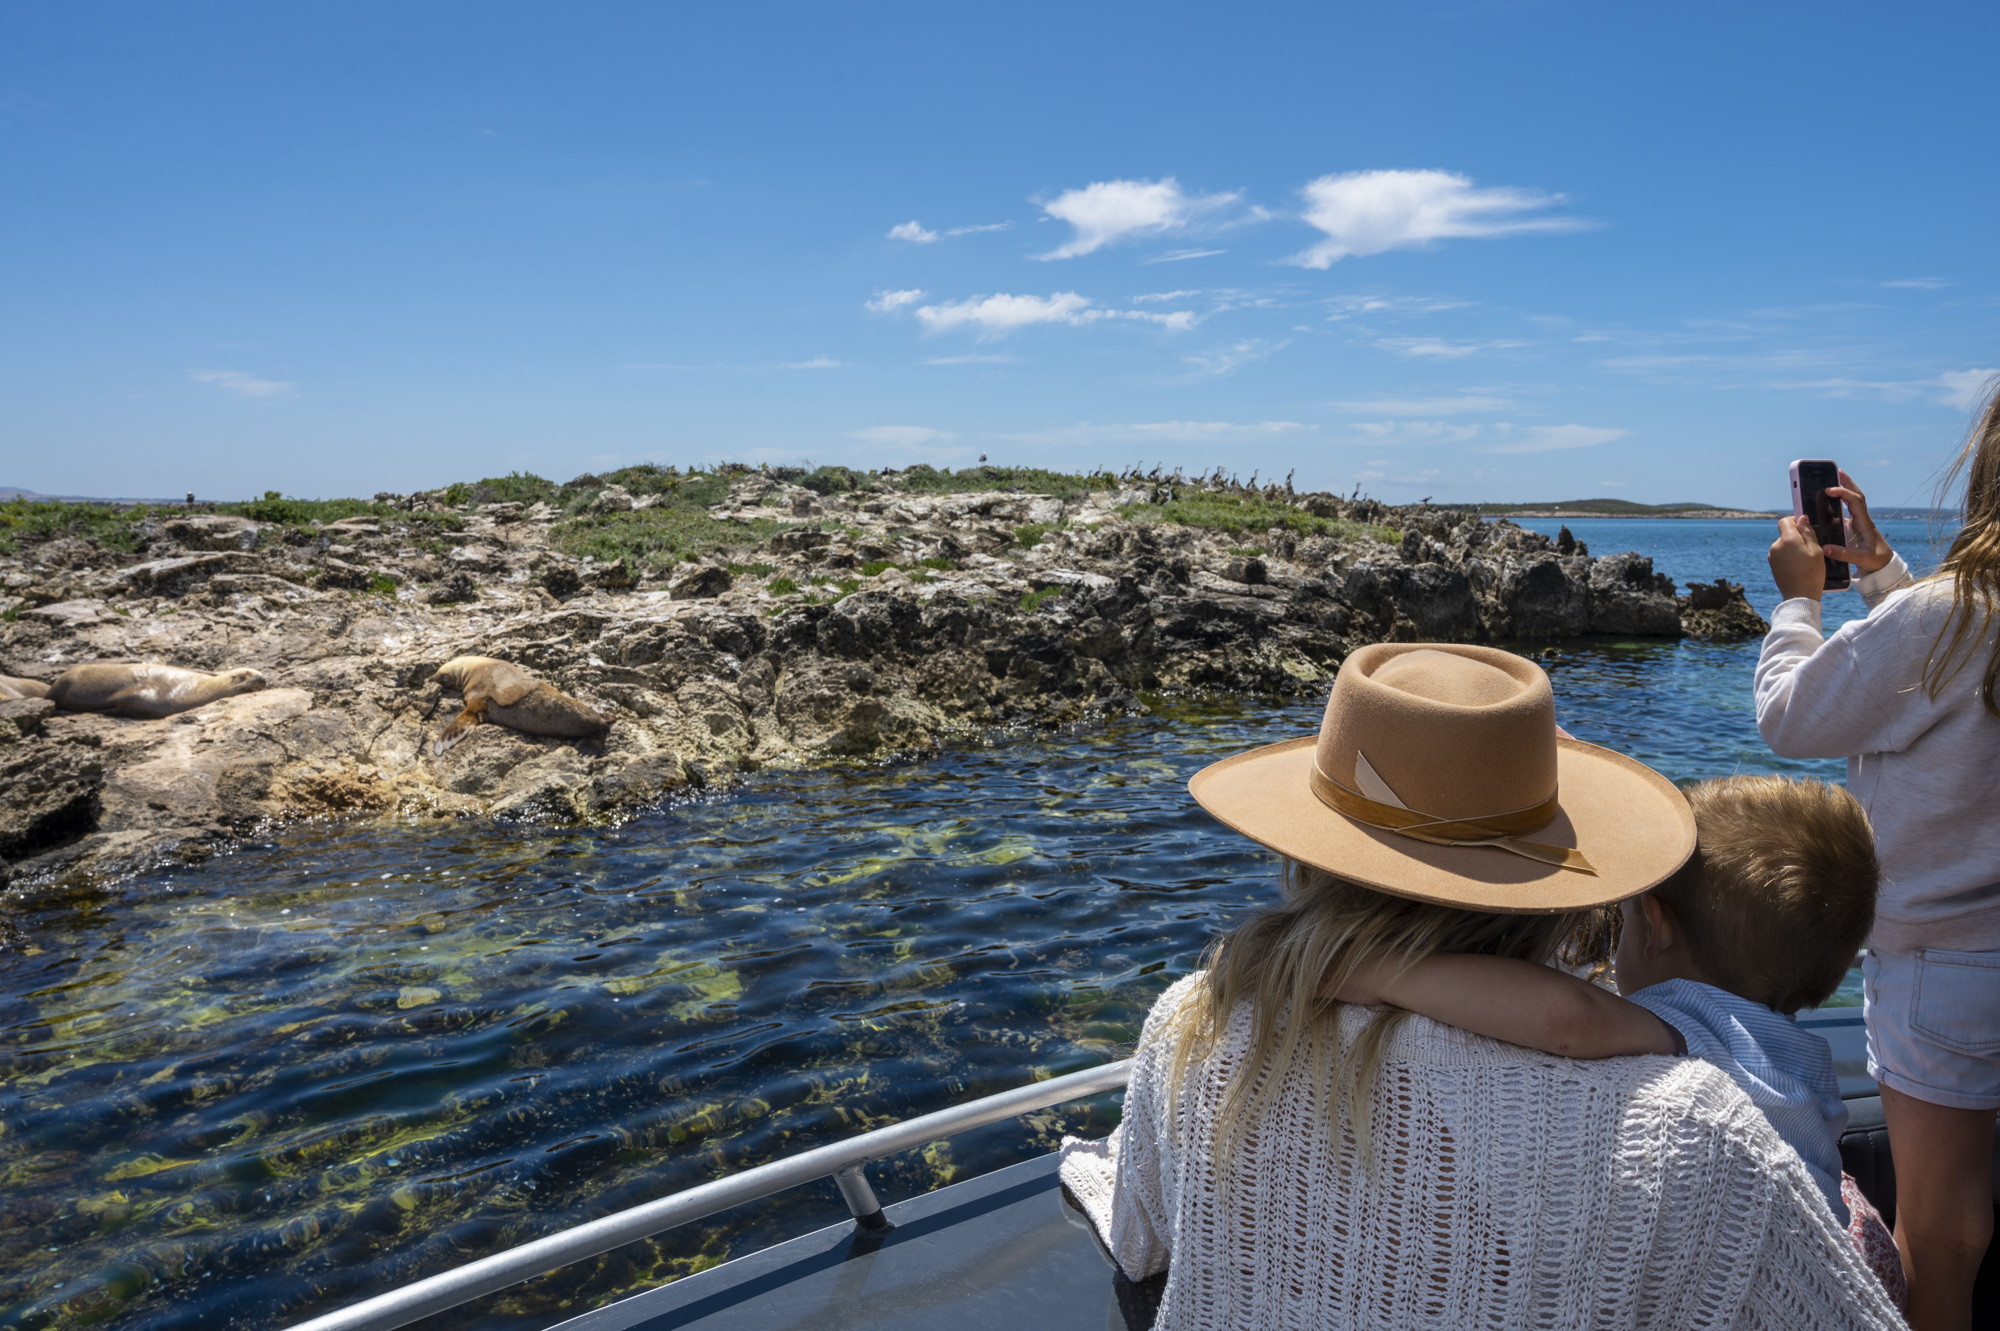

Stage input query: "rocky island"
[{"left": 0, "top": 464, "right": 1767, "bottom": 894}]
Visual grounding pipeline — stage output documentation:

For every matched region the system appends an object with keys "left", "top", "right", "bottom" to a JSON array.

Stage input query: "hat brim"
[{"left": 1187, "top": 736, "right": 1694, "bottom": 913}]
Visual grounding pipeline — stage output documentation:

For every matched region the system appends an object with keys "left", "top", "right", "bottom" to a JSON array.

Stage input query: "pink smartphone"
[{"left": 1789, "top": 459, "right": 1851, "bottom": 591}]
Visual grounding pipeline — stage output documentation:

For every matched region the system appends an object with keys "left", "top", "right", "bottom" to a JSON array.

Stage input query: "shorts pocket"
[{"left": 1911, "top": 949, "right": 2000, "bottom": 1055}]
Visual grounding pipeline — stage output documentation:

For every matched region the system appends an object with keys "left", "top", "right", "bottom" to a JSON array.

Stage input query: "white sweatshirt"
[
  {"left": 1059, "top": 974, "right": 1903, "bottom": 1331},
  {"left": 1755, "top": 552, "right": 2000, "bottom": 953}
]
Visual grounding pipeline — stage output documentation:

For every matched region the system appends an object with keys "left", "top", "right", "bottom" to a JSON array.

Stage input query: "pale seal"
[
  {"left": 0, "top": 674, "right": 51, "bottom": 701},
  {"left": 429, "top": 656, "right": 613, "bottom": 754},
  {"left": 48, "top": 663, "right": 269, "bottom": 719}
]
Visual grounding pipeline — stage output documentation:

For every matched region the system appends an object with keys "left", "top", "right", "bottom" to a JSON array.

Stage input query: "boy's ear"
[{"left": 1640, "top": 895, "right": 1678, "bottom": 953}]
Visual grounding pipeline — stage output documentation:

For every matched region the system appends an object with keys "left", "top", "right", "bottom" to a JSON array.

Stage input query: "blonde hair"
[
  {"left": 1924, "top": 377, "right": 2000, "bottom": 717},
  {"left": 1653, "top": 776, "right": 1877, "bottom": 1013},
  {"left": 1155, "top": 861, "right": 1615, "bottom": 1169}
]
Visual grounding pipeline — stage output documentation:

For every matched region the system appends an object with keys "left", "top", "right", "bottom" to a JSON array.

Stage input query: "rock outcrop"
[{"left": 0, "top": 473, "right": 1767, "bottom": 893}]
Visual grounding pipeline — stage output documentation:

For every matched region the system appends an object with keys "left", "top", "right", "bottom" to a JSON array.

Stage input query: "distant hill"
[{"left": 1476, "top": 499, "right": 1781, "bottom": 518}]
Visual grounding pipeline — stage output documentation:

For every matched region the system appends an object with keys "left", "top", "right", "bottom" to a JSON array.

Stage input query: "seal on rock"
[
  {"left": 47, "top": 663, "right": 268, "bottom": 719},
  {"left": 429, "top": 656, "right": 613, "bottom": 755},
  {"left": 0, "top": 674, "right": 50, "bottom": 701}
]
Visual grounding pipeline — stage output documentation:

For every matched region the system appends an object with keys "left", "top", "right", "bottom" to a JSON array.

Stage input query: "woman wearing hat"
[{"left": 1059, "top": 643, "right": 1901, "bottom": 1329}]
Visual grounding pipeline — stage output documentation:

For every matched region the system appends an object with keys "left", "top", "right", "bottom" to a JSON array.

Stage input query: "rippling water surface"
[{"left": 1, "top": 519, "right": 1938, "bottom": 1331}]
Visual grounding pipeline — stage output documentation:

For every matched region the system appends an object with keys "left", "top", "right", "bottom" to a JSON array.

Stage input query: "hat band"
[{"left": 1309, "top": 762, "right": 1598, "bottom": 876}]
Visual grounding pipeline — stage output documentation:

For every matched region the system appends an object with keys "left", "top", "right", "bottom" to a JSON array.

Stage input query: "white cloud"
[
  {"left": 1478, "top": 424, "right": 1628, "bottom": 454},
  {"left": 1142, "top": 248, "right": 1226, "bottom": 264},
  {"left": 779, "top": 357, "right": 843, "bottom": 369},
  {"left": 1378, "top": 337, "right": 1525, "bottom": 359},
  {"left": 946, "top": 222, "right": 1014, "bottom": 236},
  {"left": 849, "top": 426, "right": 956, "bottom": 446},
  {"left": 188, "top": 369, "right": 292, "bottom": 398},
  {"left": 914, "top": 291, "right": 1095, "bottom": 335},
  {"left": 888, "top": 221, "right": 938, "bottom": 243},
  {"left": 903, "top": 291, "right": 1195, "bottom": 338},
  {"left": 1175, "top": 339, "right": 1287, "bottom": 382},
  {"left": 1331, "top": 395, "right": 1511, "bottom": 415},
  {"left": 867, "top": 288, "right": 927, "bottom": 313},
  {"left": 1343, "top": 420, "right": 1484, "bottom": 446},
  {"left": 1323, "top": 292, "right": 1472, "bottom": 320},
  {"left": 1133, "top": 289, "right": 1199, "bottom": 303},
  {"left": 1882, "top": 277, "right": 1948, "bottom": 289},
  {"left": 998, "top": 419, "right": 1310, "bottom": 446},
  {"left": 1937, "top": 368, "right": 1999, "bottom": 412},
  {"left": 1291, "top": 169, "right": 1585, "bottom": 268},
  {"left": 1036, "top": 178, "right": 1239, "bottom": 260}
]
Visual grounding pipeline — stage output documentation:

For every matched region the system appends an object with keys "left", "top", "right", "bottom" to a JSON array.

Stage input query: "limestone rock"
[
  {"left": 1679, "top": 580, "right": 1770, "bottom": 639},
  {"left": 670, "top": 565, "right": 733, "bottom": 600},
  {"left": 165, "top": 515, "right": 268, "bottom": 551}
]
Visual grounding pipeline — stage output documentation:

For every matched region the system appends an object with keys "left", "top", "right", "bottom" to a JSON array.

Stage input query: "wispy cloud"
[
  {"left": 867, "top": 288, "right": 926, "bottom": 312},
  {"left": 888, "top": 221, "right": 938, "bottom": 243},
  {"left": 1036, "top": 178, "right": 1240, "bottom": 260},
  {"left": 779, "top": 357, "right": 843, "bottom": 369},
  {"left": 1342, "top": 420, "right": 1485, "bottom": 445},
  {"left": 1133, "top": 289, "right": 1200, "bottom": 303},
  {"left": 1143, "top": 248, "right": 1226, "bottom": 264},
  {"left": 1477, "top": 424, "right": 1627, "bottom": 454},
  {"left": 922, "top": 353, "right": 1019, "bottom": 365},
  {"left": 620, "top": 358, "right": 845, "bottom": 371},
  {"left": 1174, "top": 339, "right": 1287, "bottom": 382},
  {"left": 1323, "top": 292, "right": 1472, "bottom": 320},
  {"left": 998, "top": 419, "right": 1311, "bottom": 446},
  {"left": 947, "top": 222, "right": 1014, "bottom": 236},
  {"left": 1881, "top": 277, "right": 1948, "bottom": 289},
  {"left": 849, "top": 425, "right": 956, "bottom": 446},
  {"left": 188, "top": 368, "right": 292, "bottom": 398},
  {"left": 901, "top": 291, "right": 1195, "bottom": 338},
  {"left": 1937, "top": 368, "right": 1999, "bottom": 412},
  {"left": 1291, "top": 169, "right": 1587, "bottom": 269},
  {"left": 1331, "top": 395, "right": 1511, "bottom": 415},
  {"left": 1377, "top": 336, "right": 1526, "bottom": 359}
]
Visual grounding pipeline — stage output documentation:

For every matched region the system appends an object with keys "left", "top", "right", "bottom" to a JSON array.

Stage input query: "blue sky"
[{"left": 2, "top": 1, "right": 1996, "bottom": 508}]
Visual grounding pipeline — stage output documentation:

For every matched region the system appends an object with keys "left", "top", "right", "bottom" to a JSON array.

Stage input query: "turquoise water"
[{"left": 0, "top": 519, "right": 1940, "bottom": 1331}]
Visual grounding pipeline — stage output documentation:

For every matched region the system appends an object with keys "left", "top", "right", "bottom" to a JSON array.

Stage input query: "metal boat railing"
[{"left": 284, "top": 1058, "right": 1132, "bottom": 1331}]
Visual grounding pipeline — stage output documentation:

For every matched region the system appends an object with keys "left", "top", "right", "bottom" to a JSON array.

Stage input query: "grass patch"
[
  {"left": 1121, "top": 491, "right": 1397, "bottom": 543},
  {"left": 832, "top": 578, "right": 861, "bottom": 595},
  {"left": 916, "top": 556, "right": 957, "bottom": 571},
  {"left": 367, "top": 574, "right": 400, "bottom": 596},
  {"left": 728, "top": 561, "right": 777, "bottom": 577},
  {"left": 1012, "top": 522, "right": 1063, "bottom": 548},
  {"left": 551, "top": 503, "right": 792, "bottom": 574},
  {"left": 889, "top": 465, "right": 1116, "bottom": 500},
  {"left": 0, "top": 500, "right": 157, "bottom": 554},
  {"left": 767, "top": 576, "right": 799, "bottom": 596},
  {"left": 227, "top": 493, "right": 416, "bottom": 527},
  {"left": 1020, "top": 587, "right": 1064, "bottom": 612},
  {"left": 859, "top": 559, "right": 896, "bottom": 577}
]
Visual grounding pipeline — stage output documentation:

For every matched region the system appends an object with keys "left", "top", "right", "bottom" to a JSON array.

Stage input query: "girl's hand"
[
  {"left": 1822, "top": 470, "right": 1895, "bottom": 574},
  {"left": 1769, "top": 515, "right": 1829, "bottom": 602}
]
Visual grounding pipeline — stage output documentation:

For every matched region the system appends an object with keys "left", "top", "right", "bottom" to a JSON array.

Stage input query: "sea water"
[{"left": 0, "top": 519, "right": 1944, "bottom": 1331}]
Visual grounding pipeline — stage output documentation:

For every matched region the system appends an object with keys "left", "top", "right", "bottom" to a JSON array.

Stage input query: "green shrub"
[
  {"left": 1120, "top": 491, "right": 1397, "bottom": 543},
  {"left": 1013, "top": 522, "right": 1062, "bottom": 548},
  {"left": 464, "top": 471, "right": 560, "bottom": 505},
  {"left": 367, "top": 574, "right": 400, "bottom": 596},
  {"left": 1020, "top": 587, "right": 1064, "bottom": 612},
  {"left": 728, "top": 561, "right": 776, "bottom": 577},
  {"left": 0, "top": 500, "right": 157, "bottom": 553},
  {"left": 553, "top": 504, "right": 792, "bottom": 573},
  {"left": 859, "top": 559, "right": 896, "bottom": 577},
  {"left": 767, "top": 576, "right": 799, "bottom": 596},
  {"left": 228, "top": 495, "right": 409, "bottom": 527},
  {"left": 916, "top": 556, "right": 956, "bottom": 570},
  {"left": 832, "top": 578, "right": 861, "bottom": 594},
  {"left": 889, "top": 465, "right": 1116, "bottom": 500}
]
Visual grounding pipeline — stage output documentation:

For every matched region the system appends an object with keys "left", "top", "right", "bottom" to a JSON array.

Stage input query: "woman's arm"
[{"left": 1332, "top": 953, "right": 1679, "bottom": 1058}]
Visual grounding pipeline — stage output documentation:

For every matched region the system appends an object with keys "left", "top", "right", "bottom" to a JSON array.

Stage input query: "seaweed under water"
[{"left": 1, "top": 626, "right": 1864, "bottom": 1331}]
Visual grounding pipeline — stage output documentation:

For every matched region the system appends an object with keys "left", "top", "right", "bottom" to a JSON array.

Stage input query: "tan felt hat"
[{"left": 1188, "top": 643, "right": 1695, "bottom": 913}]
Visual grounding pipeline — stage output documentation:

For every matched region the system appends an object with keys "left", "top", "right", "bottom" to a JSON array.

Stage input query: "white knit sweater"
[
  {"left": 1060, "top": 973, "right": 1904, "bottom": 1330},
  {"left": 1755, "top": 552, "right": 2000, "bottom": 953}
]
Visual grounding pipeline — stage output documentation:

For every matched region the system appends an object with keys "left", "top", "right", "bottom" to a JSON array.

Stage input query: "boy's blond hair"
[{"left": 1651, "top": 776, "right": 1878, "bottom": 1014}]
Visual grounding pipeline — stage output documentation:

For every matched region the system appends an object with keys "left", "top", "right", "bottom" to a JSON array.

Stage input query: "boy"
[{"left": 1333, "top": 774, "right": 1877, "bottom": 1229}]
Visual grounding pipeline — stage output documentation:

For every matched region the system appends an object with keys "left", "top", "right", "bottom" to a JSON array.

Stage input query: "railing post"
[{"left": 832, "top": 1161, "right": 892, "bottom": 1233}]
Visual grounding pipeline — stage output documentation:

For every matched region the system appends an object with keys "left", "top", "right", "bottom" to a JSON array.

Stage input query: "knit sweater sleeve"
[
  {"left": 1734, "top": 1140, "right": 1908, "bottom": 1330},
  {"left": 1753, "top": 572, "right": 1946, "bottom": 759}
]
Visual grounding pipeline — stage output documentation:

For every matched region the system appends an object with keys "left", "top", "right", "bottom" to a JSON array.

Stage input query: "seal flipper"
[{"left": 433, "top": 699, "right": 490, "bottom": 755}]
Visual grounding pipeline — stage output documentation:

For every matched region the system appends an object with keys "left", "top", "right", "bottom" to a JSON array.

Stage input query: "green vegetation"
[
  {"left": 1020, "top": 587, "right": 1064, "bottom": 612},
  {"left": 553, "top": 506, "right": 791, "bottom": 573},
  {"left": 230, "top": 493, "right": 417, "bottom": 527},
  {"left": 859, "top": 559, "right": 896, "bottom": 577},
  {"left": 1120, "top": 490, "right": 1398, "bottom": 543},
  {"left": 0, "top": 499, "right": 157, "bottom": 554},
  {"left": 1012, "top": 521, "right": 1062, "bottom": 548},
  {"left": 767, "top": 576, "right": 799, "bottom": 596},
  {"left": 727, "top": 561, "right": 776, "bottom": 578},
  {"left": 889, "top": 464, "right": 1117, "bottom": 500}
]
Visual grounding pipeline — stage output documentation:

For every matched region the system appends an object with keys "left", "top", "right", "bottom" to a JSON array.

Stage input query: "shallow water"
[{"left": 1, "top": 519, "right": 1931, "bottom": 1331}]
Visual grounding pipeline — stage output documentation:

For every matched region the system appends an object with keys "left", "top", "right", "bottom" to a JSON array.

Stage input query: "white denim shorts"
[{"left": 1864, "top": 948, "right": 2000, "bottom": 1111}]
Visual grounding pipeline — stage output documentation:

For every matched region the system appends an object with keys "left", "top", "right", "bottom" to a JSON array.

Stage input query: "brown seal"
[
  {"left": 47, "top": 663, "right": 269, "bottom": 719},
  {"left": 0, "top": 674, "right": 50, "bottom": 701},
  {"left": 429, "top": 656, "right": 613, "bottom": 755}
]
